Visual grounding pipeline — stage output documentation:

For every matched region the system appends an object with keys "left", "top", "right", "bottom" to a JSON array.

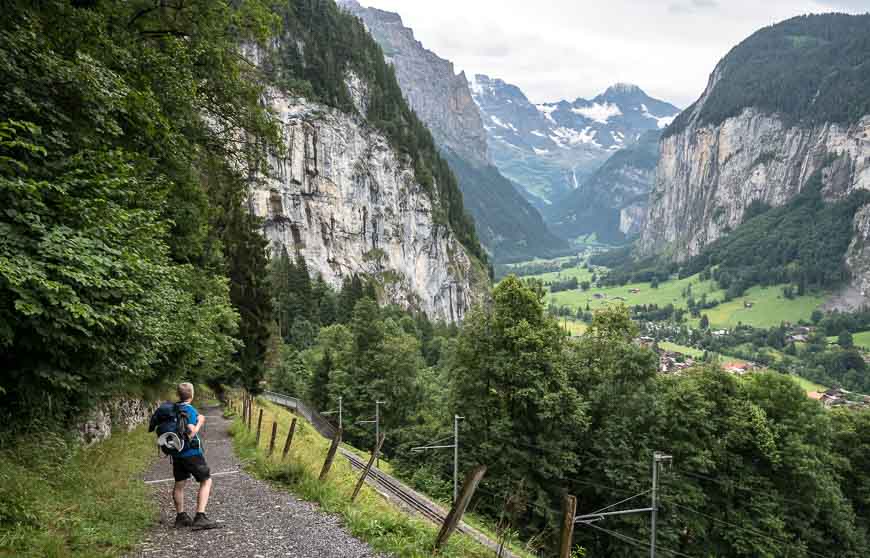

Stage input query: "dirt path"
[{"left": 131, "top": 405, "right": 382, "bottom": 558}]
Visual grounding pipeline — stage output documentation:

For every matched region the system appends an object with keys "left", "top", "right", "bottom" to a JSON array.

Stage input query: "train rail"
[{"left": 261, "top": 390, "right": 518, "bottom": 557}]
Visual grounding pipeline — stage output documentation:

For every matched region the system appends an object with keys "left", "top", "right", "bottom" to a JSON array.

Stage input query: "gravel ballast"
[{"left": 131, "top": 406, "right": 383, "bottom": 558}]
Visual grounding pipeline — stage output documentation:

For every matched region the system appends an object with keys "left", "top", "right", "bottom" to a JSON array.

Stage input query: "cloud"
[
  {"left": 359, "top": 0, "right": 866, "bottom": 108},
  {"left": 812, "top": 0, "right": 870, "bottom": 12},
  {"left": 669, "top": 0, "right": 719, "bottom": 14}
]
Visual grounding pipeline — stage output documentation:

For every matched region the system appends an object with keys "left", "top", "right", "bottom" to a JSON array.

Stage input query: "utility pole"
[
  {"left": 411, "top": 414, "right": 464, "bottom": 504},
  {"left": 356, "top": 400, "right": 385, "bottom": 468},
  {"left": 321, "top": 395, "right": 343, "bottom": 431},
  {"left": 453, "top": 414, "right": 463, "bottom": 503},
  {"left": 650, "top": 451, "right": 671, "bottom": 558},
  {"left": 375, "top": 400, "right": 383, "bottom": 468},
  {"left": 574, "top": 450, "right": 672, "bottom": 557}
]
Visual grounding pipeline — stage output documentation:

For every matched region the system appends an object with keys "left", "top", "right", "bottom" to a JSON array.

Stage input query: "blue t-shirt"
[{"left": 177, "top": 402, "right": 203, "bottom": 457}]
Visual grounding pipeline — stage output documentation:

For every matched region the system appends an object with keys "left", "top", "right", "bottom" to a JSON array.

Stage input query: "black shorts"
[{"left": 172, "top": 454, "right": 211, "bottom": 483}]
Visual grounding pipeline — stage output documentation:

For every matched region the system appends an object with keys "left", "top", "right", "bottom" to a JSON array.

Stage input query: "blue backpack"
[{"left": 148, "top": 402, "right": 191, "bottom": 456}]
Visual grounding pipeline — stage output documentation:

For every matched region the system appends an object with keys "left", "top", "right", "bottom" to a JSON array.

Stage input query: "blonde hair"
[{"left": 177, "top": 382, "right": 194, "bottom": 402}]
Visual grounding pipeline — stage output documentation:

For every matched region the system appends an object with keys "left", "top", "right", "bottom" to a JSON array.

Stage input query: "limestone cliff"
[
  {"left": 340, "top": 0, "right": 487, "bottom": 165},
  {"left": 640, "top": 103, "right": 870, "bottom": 259},
  {"left": 248, "top": 83, "right": 484, "bottom": 322},
  {"left": 338, "top": 0, "right": 566, "bottom": 262},
  {"left": 639, "top": 67, "right": 870, "bottom": 308}
]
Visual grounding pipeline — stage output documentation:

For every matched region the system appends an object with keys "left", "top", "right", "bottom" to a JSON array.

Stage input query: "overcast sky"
[{"left": 357, "top": 0, "right": 870, "bottom": 107}]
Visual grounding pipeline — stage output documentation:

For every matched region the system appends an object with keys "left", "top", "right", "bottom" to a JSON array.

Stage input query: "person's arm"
[{"left": 187, "top": 414, "right": 205, "bottom": 437}]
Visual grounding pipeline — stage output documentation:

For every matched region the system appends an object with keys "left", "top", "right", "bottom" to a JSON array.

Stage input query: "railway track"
[{"left": 261, "top": 391, "right": 518, "bottom": 557}]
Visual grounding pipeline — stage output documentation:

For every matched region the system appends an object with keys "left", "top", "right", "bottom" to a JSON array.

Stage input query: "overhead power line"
[
  {"left": 582, "top": 520, "right": 695, "bottom": 558},
  {"left": 662, "top": 498, "right": 833, "bottom": 558}
]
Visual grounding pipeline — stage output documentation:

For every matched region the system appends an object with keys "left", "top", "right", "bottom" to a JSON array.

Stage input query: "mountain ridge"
[
  {"left": 341, "top": 0, "right": 569, "bottom": 262},
  {"left": 470, "top": 73, "right": 680, "bottom": 206}
]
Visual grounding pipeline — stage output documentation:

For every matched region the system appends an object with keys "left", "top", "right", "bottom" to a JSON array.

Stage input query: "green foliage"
[
  {"left": 267, "top": 0, "right": 487, "bottom": 265},
  {"left": 667, "top": 13, "right": 870, "bottom": 136},
  {"left": 449, "top": 277, "right": 587, "bottom": 541},
  {"left": 598, "top": 167, "right": 870, "bottom": 297},
  {"left": 0, "top": 0, "right": 279, "bottom": 423}
]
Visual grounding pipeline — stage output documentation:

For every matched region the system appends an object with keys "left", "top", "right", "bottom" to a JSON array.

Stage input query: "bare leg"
[
  {"left": 196, "top": 478, "right": 212, "bottom": 513},
  {"left": 173, "top": 480, "right": 186, "bottom": 513}
]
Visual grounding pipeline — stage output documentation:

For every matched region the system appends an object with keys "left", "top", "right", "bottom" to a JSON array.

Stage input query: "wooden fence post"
[
  {"left": 282, "top": 418, "right": 298, "bottom": 459},
  {"left": 255, "top": 409, "right": 264, "bottom": 446},
  {"left": 268, "top": 421, "right": 278, "bottom": 457},
  {"left": 434, "top": 465, "right": 487, "bottom": 550},
  {"left": 351, "top": 433, "right": 385, "bottom": 502},
  {"left": 247, "top": 399, "right": 253, "bottom": 430},
  {"left": 560, "top": 494, "right": 577, "bottom": 558},
  {"left": 319, "top": 428, "right": 343, "bottom": 481}
]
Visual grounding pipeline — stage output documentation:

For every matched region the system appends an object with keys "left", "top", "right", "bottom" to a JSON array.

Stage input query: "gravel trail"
[{"left": 131, "top": 405, "right": 383, "bottom": 558}]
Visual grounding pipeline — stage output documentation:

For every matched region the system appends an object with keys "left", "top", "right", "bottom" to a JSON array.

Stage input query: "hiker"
[{"left": 149, "top": 382, "right": 219, "bottom": 530}]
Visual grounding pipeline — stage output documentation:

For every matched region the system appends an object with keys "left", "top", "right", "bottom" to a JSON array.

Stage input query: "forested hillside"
[
  {"left": 0, "top": 0, "right": 281, "bottom": 427},
  {"left": 601, "top": 166, "right": 870, "bottom": 299},
  {"left": 667, "top": 13, "right": 870, "bottom": 136},
  {"left": 0, "top": 0, "right": 486, "bottom": 430}
]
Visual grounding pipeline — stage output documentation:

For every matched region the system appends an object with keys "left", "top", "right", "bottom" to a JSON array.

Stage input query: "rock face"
[
  {"left": 249, "top": 85, "right": 483, "bottom": 322},
  {"left": 639, "top": 103, "right": 870, "bottom": 260},
  {"left": 470, "top": 76, "right": 680, "bottom": 206},
  {"left": 77, "top": 398, "right": 155, "bottom": 446},
  {"left": 340, "top": 0, "right": 487, "bottom": 165},
  {"left": 338, "top": 0, "right": 566, "bottom": 262}
]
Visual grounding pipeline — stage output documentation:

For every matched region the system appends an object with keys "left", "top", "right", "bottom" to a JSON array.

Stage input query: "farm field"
[
  {"left": 658, "top": 341, "right": 705, "bottom": 359},
  {"left": 789, "top": 375, "right": 829, "bottom": 393},
  {"left": 548, "top": 272, "right": 723, "bottom": 313},
  {"left": 518, "top": 256, "right": 826, "bottom": 329},
  {"left": 693, "top": 285, "right": 827, "bottom": 329},
  {"left": 826, "top": 330, "right": 870, "bottom": 349}
]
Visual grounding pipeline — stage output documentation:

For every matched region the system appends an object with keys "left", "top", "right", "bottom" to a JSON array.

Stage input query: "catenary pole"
[
  {"left": 454, "top": 414, "right": 464, "bottom": 503},
  {"left": 651, "top": 451, "right": 659, "bottom": 558}
]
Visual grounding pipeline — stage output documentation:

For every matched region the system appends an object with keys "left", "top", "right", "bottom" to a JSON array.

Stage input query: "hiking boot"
[
  {"left": 174, "top": 512, "right": 192, "bottom": 528},
  {"left": 191, "top": 512, "right": 219, "bottom": 531}
]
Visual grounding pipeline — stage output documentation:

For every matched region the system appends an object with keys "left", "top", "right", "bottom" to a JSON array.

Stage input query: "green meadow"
[{"left": 518, "top": 258, "right": 826, "bottom": 329}]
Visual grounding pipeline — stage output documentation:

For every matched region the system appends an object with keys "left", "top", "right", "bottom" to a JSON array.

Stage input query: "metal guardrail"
[{"left": 261, "top": 390, "right": 337, "bottom": 438}]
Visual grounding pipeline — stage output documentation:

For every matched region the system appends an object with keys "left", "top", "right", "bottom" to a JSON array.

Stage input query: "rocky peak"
[
  {"left": 470, "top": 72, "right": 680, "bottom": 206},
  {"left": 341, "top": 1, "right": 488, "bottom": 165}
]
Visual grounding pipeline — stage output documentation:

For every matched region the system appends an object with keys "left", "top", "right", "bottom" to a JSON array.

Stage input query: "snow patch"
[
  {"left": 533, "top": 147, "right": 550, "bottom": 155},
  {"left": 641, "top": 103, "right": 676, "bottom": 129},
  {"left": 490, "top": 115, "right": 518, "bottom": 132},
  {"left": 536, "top": 103, "right": 559, "bottom": 124},
  {"left": 531, "top": 130, "right": 546, "bottom": 137},
  {"left": 550, "top": 126, "right": 599, "bottom": 147},
  {"left": 571, "top": 102, "right": 622, "bottom": 124}
]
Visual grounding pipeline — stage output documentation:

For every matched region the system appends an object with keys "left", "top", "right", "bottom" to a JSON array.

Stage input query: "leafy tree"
[
  {"left": 839, "top": 330, "right": 855, "bottom": 349},
  {"left": 450, "top": 276, "right": 587, "bottom": 537}
]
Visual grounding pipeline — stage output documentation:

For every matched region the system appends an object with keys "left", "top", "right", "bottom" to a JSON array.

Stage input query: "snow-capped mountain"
[{"left": 470, "top": 75, "right": 680, "bottom": 206}]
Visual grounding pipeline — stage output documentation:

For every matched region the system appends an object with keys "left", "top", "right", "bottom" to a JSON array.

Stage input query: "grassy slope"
[
  {"left": 827, "top": 330, "right": 870, "bottom": 349},
  {"left": 0, "top": 426, "right": 156, "bottom": 558},
  {"left": 698, "top": 285, "right": 826, "bottom": 329},
  {"left": 230, "top": 399, "right": 530, "bottom": 558},
  {"left": 526, "top": 259, "right": 824, "bottom": 329}
]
